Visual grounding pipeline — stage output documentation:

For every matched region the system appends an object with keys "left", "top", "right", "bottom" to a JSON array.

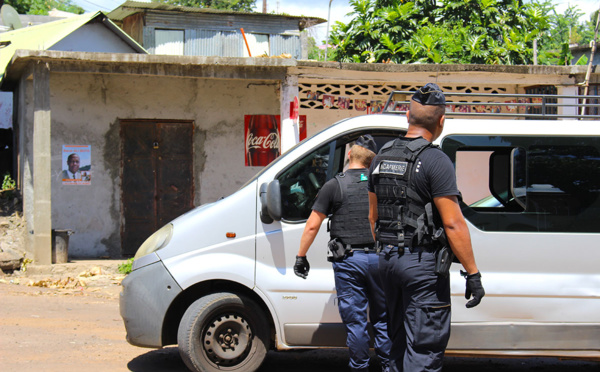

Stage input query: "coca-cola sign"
[
  {"left": 244, "top": 115, "right": 281, "bottom": 166},
  {"left": 246, "top": 132, "right": 280, "bottom": 150}
]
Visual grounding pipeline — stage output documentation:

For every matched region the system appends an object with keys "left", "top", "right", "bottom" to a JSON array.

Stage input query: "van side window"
[
  {"left": 276, "top": 132, "right": 399, "bottom": 222},
  {"left": 278, "top": 143, "right": 331, "bottom": 221},
  {"left": 444, "top": 135, "right": 600, "bottom": 233}
]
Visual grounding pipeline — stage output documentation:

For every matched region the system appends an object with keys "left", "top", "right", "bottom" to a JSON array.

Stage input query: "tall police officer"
[
  {"left": 294, "top": 135, "right": 391, "bottom": 372},
  {"left": 368, "top": 83, "right": 485, "bottom": 372}
]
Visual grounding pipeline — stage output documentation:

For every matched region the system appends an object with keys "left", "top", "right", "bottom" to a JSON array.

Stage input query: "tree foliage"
[
  {"left": 152, "top": 0, "right": 256, "bottom": 12},
  {"left": 5, "top": 0, "right": 84, "bottom": 15},
  {"left": 330, "top": 0, "right": 595, "bottom": 65}
]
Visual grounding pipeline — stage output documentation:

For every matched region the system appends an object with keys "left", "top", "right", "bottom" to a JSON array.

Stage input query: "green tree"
[
  {"left": 330, "top": 0, "right": 551, "bottom": 65},
  {"left": 535, "top": 4, "right": 597, "bottom": 66},
  {"left": 5, "top": 0, "right": 84, "bottom": 15},
  {"left": 152, "top": 0, "right": 256, "bottom": 12}
]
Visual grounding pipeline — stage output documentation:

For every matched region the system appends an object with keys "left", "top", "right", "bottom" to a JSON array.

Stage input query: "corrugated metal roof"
[
  {"left": 108, "top": 1, "right": 327, "bottom": 27},
  {"left": 0, "top": 11, "right": 147, "bottom": 82}
]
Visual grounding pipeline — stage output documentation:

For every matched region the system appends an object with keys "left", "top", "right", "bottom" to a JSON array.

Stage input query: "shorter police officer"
[
  {"left": 368, "top": 83, "right": 485, "bottom": 372},
  {"left": 294, "top": 135, "right": 391, "bottom": 372}
]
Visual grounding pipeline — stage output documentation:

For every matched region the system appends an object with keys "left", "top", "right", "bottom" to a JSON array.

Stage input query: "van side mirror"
[
  {"left": 266, "top": 180, "right": 282, "bottom": 221},
  {"left": 259, "top": 183, "right": 274, "bottom": 224},
  {"left": 259, "top": 181, "right": 282, "bottom": 223}
]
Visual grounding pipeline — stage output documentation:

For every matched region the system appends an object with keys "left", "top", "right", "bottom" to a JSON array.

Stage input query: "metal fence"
[{"left": 384, "top": 91, "right": 600, "bottom": 120}]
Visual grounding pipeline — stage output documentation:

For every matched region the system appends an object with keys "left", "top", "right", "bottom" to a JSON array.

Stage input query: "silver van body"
[{"left": 121, "top": 113, "right": 600, "bottom": 371}]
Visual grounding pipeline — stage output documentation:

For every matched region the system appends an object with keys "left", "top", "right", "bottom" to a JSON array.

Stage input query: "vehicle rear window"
[{"left": 443, "top": 135, "right": 600, "bottom": 233}]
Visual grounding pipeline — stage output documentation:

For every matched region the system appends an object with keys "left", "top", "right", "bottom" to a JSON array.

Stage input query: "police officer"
[
  {"left": 294, "top": 135, "right": 391, "bottom": 372},
  {"left": 368, "top": 83, "right": 485, "bottom": 372}
]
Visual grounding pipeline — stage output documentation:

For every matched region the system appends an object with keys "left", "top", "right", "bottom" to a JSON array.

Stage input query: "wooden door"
[{"left": 121, "top": 120, "right": 194, "bottom": 256}]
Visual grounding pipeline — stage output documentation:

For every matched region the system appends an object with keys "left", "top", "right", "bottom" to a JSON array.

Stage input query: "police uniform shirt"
[
  {"left": 368, "top": 137, "right": 460, "bottom": 210},
  {"left": 312, "top": 168, "right": 369, "bottom": 216}
]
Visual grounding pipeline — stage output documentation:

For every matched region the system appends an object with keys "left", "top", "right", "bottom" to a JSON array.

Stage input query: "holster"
[
  {"left": 327, "top": 238, "right": 347, "bottom": 262},
  {"left": 434, "top": 246, "right": 454, "bottom": 277}
]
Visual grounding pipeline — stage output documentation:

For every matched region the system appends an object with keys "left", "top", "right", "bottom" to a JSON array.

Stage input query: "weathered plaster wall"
[
  {"left": 47, "top": 72, "right": 279, "bottom": 257},
  {"left": 17, "top": 76, "right": 35, "bottom": 257}
]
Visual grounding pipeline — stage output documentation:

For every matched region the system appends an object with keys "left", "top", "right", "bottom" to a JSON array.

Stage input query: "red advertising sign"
[
  {"left": 290, "top": 96, "right": 299, "bottom": 120},
  {"left": 245, "top": 115, "right": 281, "bottom": 166},
  {"left": 299, "top": 115, "right": 307, "bottom": 141}
]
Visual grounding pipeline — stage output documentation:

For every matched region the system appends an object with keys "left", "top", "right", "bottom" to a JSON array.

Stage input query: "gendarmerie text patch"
[{"left": 379, "top": 160, "right": 408, "bottom": 176}]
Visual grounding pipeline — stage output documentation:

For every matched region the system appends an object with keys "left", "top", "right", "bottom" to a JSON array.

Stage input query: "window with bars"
[{"left": 524, "top": 85, "right": 557, "bottom": 120}]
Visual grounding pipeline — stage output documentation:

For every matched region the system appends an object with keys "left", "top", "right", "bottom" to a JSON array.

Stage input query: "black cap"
[
  {"left": 411, "top": 83, "right": 446, "bottom": 106},
  {"left": 355, "top": 134, "right": 377, "bottom": 154}
]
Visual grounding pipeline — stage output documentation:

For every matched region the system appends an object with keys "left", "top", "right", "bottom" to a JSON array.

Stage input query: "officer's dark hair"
[
  {"left": 408, "top": 100, "right": 445, "bottom": 132},
  {"left": 67, "top": 153, "right": 79, "bottom": 162},
  {"left": 349, "top": 145, "right": 376, "bottom": 167}
]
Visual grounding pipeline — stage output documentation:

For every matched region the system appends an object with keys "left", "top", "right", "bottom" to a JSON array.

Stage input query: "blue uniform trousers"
[
  {"left": 378, "top": 246, "right": 451, "bottom": 372},
  {"left": 333, "top": 250, "right": 391, "bottom": 372}
]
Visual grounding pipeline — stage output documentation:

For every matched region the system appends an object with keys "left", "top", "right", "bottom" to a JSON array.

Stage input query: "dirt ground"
[{"left": 1, "top": 274, "right": 600, "bottom": 372}]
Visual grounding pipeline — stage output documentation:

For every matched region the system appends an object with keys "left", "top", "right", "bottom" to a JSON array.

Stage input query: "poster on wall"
[
  {"left": 355, "top": 99, "right": 368, "bottom": 112},
  {"left": 307, "top": 91, "right": 320, "bottom": 100},
  {"left": 370, "top": 100, "right": 385, "bottom": 114},
  {"left": 322, "top": 95, "right": 335, "bottom": 108},
  {"left": 245, "top": 115, "right": 281, "bottom": 167},
  {"left": 299, "top": 115, "right": 307, "bottom": 141},
  {"left": 337, "top": 97, "right": 350, "bottom": 110},
  {"left": 62, "top": 145, "right": 91, "bottom": 185}
]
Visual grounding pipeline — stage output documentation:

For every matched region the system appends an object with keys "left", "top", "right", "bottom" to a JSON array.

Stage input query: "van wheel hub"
[{"left": 203, "top": 314, "right": 252, "bottom": 365}]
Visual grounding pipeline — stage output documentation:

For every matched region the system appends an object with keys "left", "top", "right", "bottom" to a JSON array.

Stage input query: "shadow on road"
[
  {"left": 126, "top": 347, "right": 351, "bottom": 372},
  {"left": 126, "top": 347, "right": 600, "bottom": 372},
  {"left": 127, "top": 347, "right": 187, "bottom": 372}
]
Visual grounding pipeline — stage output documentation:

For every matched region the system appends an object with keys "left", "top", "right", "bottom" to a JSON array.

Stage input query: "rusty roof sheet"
[{"left": 107, "top": 0, "right": 326, "bottom": 26}]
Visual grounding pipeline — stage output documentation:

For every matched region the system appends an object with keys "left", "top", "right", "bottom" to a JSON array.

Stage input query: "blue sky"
[{"left": 72, "top": 0, "right": 598, "bottom": 44}]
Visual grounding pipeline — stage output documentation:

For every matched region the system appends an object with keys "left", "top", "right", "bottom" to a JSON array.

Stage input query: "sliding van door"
[
  {"left": 255, "top": 130, "right": 398, "bottom": 347},
  {"left": 442, "top": 135, "right": 600, "bottom": 352}
]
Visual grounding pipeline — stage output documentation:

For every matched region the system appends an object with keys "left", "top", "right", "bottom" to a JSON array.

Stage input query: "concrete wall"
[
  {"left": 24, "top": 72, "right": 279, "bottom": 258},
  {"left": 17, "top": 75, "right": 35, "bottom": 257}
]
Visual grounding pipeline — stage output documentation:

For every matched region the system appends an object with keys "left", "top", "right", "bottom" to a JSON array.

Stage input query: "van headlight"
[{"left": 134, "top": 223, "right": 173, "bottom": 259}]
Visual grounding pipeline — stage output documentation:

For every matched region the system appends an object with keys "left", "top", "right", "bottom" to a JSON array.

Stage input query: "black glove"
[
  {"left": 461, "top": 270, "right": 485, "bottom": 308},
  {"left": 294, "top": 256, "right": 310, "bottom": 279}
]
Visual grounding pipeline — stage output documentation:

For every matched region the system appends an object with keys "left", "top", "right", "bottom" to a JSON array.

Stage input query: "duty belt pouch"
[
  {"left": 434, "top": 246, "right": 455, "bottom": 278},
  {"left": 327, "top": 238, "right": 347, "bottom": 262}
]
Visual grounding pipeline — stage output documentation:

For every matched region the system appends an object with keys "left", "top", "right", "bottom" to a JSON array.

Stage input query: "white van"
[{"left": 120, "top": 107, "right": 600, "bottom": 372}]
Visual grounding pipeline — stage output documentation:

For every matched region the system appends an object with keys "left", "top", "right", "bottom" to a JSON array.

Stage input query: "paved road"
[{"left": 1, "top": 280, "right": 598, "bottom": 372}]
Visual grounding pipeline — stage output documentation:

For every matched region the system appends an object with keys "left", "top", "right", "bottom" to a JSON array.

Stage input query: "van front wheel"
[{"left": 177, "top": 292, "right": 269, "bottom": 372}]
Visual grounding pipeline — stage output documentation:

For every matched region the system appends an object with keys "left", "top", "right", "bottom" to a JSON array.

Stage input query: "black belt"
[
  {"left": 347, "top": 243, "right": 376, "bottom": 253},
  {"left": 384, "top": 245, "right": 437, "bottom": 254}
]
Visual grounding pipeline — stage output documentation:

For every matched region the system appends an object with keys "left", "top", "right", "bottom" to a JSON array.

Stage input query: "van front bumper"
[{"left": 120, "top": 259, "right": 182, "bottom": 348}]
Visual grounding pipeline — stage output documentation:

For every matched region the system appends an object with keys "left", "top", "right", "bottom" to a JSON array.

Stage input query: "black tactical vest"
[
  {"left": 329, "top": 170, "right": 375, "bottom": 245},
  {"left": 371, "top": 137, "right": 441, "bottom": 247}
]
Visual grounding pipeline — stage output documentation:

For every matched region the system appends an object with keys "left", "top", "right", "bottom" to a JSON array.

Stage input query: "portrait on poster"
[{"left": 62, "top": 145, "right": 91, "bottom": 185}]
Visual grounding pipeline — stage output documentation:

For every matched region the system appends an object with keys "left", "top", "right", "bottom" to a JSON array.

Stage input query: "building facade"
[
  {"left": 108, "top": 1, "right": 325, "bottom": 59},
  {"left": 3, "top": 50, "right": 599, "bottom": 263}
]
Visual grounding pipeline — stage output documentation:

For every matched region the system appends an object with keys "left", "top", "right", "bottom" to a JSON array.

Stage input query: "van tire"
[{"left": 177, "top": 292, "right": 269, "bottom": 372}]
